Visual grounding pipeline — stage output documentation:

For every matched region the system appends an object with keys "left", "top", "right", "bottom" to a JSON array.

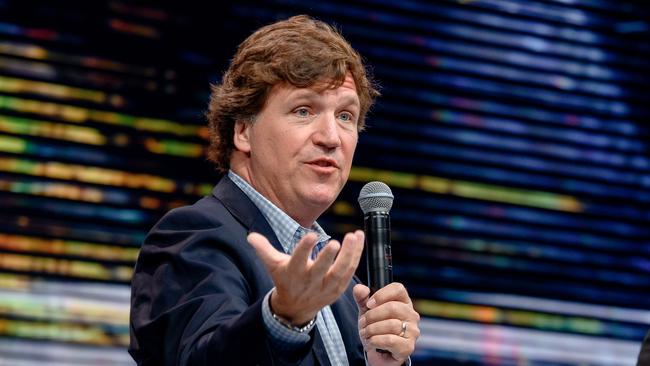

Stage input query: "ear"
[{"left": 233, "top": 120, "right": 252, "bottom": 154}]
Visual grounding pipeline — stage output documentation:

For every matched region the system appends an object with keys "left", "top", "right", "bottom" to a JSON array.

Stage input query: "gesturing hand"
[
  {"left": 247, "top": 230, "right": 365, "bottom": 325},
  {"left": 354, "top": 283, "right": 420, "bottom": 366}
]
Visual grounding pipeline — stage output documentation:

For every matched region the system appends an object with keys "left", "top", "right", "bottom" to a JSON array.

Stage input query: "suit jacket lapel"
[{"left": 212, "top": 176, "right": 285, "bottom": 254}]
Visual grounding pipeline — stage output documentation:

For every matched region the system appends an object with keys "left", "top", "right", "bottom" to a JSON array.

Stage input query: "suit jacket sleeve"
[{"left": 128, "top": 198, "right": 314, "bottom": 366}]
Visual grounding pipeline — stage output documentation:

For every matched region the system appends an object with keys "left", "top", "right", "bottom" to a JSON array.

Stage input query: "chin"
[
  {"left": 308, "top": 193, "right": 336, "bottom": 207},
  {"left": 305, "top": 187, "right": 339, "bottom": 208}
]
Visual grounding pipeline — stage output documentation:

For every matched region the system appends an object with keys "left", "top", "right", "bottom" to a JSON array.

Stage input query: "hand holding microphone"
[{"left": 354, "top": 182, "right": 420, "bottom": 366}]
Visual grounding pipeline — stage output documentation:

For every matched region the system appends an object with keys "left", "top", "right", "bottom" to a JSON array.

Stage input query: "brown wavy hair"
[{"left": 206, "top": 15, "right": 379, "bottom": 172}]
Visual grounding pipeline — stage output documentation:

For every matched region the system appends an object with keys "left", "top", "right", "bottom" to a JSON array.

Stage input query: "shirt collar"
[{"left": 228, "top": 170, "right": 330, "bottom": 253}]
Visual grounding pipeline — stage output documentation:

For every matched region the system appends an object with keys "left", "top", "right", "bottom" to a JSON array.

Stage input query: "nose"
[{"left": 312, "top": 113, "right": 341, "bottom": 149}]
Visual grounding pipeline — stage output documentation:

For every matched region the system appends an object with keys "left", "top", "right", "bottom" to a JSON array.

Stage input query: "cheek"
[
  {"left": 343, "top": 136, "right": 358, "bottom": 162},
  {"left": 278, "top": 128, "right": 309, "bottom": 153}
]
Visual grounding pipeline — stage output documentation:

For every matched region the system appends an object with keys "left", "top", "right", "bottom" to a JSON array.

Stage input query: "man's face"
[{"left": 234, "top": 74, "right": 360, "bottom": 226}]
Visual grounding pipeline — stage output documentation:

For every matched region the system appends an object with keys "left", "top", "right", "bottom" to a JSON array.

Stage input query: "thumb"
[
  {"left": 247, "top": 232, "right": 285, "bottom": 267},
  {"left": 353, "top": 284, "right": 370, "bottom": 315}
]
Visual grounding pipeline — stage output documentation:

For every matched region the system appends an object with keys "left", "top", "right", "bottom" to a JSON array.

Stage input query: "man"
[{"left": 129, "top": 15, "right": 420, "bottom": 366}]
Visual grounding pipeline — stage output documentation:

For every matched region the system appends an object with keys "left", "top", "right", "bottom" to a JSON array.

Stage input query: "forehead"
[{"left": 269, "top": 74, "right": 359, "bottom": 104}]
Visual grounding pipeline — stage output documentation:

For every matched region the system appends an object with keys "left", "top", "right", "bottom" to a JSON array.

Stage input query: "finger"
[
  {"left": 367, "top": 282, "right": 412, "bottom": 309},
  {"left": 287, "top": 232, "right": 319, "bottom": 273},
  {"left": 359, "top": 318, "right": 403, "bottom": 339},
  {"left": 325, "top": 232, "right": 362, "bottom": 293},
  {"left": 366, "top": 334, "right": 413, "bottom": 361},
  {"left": 353, "top": 284, "right": 370, "bottom": 314},
  {"left": 330, "top": 230, "right": 364, "bottom": 278},
  {"left": 310, "top": 239, "right": 340, "bottom": 278},
  {"left": 247, "top": 232, "right": 286, "bottom": 267},
  {"left": 364, "top": 300, "right": 416, "bottom": 325}
]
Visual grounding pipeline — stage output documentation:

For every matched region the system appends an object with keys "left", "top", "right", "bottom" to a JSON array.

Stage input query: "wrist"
[
  {"left": 270, "top": 289, "right": 317, "bottom": 326},
  {"left": 270, "top": 310, "right": 316, "bottom": 333}
]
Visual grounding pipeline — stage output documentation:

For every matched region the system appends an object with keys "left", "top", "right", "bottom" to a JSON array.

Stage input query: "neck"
[{"left": 230, "top": 157, "right": 321, "bottom": 227}]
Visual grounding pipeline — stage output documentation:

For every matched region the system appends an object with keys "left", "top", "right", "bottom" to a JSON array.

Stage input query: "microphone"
[{"left": 358, "top": 181, "right": 394, "bottom": 295}]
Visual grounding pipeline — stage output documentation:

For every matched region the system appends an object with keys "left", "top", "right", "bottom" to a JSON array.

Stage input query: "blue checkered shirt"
[{"left": 229, "top": 171, "right": 350, "bottom": 366}]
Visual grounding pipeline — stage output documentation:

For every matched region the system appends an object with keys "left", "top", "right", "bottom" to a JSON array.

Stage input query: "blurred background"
[{"left": 0, "top": 0, "right": 649, "bottom": 365}]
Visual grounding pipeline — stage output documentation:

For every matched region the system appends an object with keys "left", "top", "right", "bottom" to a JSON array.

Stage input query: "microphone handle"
[
  {"left": 364, "top": 211, "right": 393, "bottom": 355},
  {"left": 364, "top": 211, "right": 392, "bottom": 295}
]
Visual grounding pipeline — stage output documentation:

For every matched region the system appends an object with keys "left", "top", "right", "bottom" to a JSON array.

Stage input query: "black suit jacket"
[
  {"left": 639, "top": 330, "right": 650, "bottom": 366},
  {"left": 129, "top": 176, "right": 365, "bottom": 365}
]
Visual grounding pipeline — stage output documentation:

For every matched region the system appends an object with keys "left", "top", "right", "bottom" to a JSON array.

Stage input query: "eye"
[
  {"left": 294, "top": 107, "right": 311, "bottom": 118},
  {"left": 338, "top": 111, "right": 356, "bottom": 123}
]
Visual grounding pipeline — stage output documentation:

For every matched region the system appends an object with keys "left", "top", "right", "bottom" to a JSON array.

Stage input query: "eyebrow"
[
  {"left": 338, "top": 95, "right": 361, "bottom": 108},
  {"left": 290, "top": 88, "right": 321, "bottom": 99},
  {"left": 290, "top": 89, "right": 360, "bottom": 108}
]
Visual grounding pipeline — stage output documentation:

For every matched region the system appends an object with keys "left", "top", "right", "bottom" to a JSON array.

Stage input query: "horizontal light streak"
[
  {"left": 0, "top": 338, "right": 133, "bottom": 365},
  {"left": 345, "top": 8, "right": 638, "bottom": 76},
  {"left": 393, "top": 194, "right": 647, "bottom": 238},
  {"left": 0, "top": 233, "right": 138, "bottom": 262},
  {"left": 415, "top": 318, "right": 639, "bottom": 366},
  {"left": 108, "top": 18, "right": 160, "bottom": 39},
  {"left": 420, "top": 233, "right": 648, "bottom": 278},
  {"left": 0, "top": 115, "right": 106, "bottom": 145},
  {"left": 0, "top": 21, "right": 82, "bottom": 44},
  {"left": 0, "top": 252, "right": 133, "bottom": 282},
  {"left": 362, "top": 133, "right": 649, "bottom": 189},
  {"left": 0, "top": 95, "right": 206, "bottom": 138},
  {"left": 2, "top": 194, "right": 151, "bottom": 225},
  {"left": 0, "top": 177, "right": 129, "bottom": 205},
  {"left": 415, "top": 299, "right": 613, "bottom": 335},
  {"left": 0, "top": 75, "right": 108, "bottom": 103},
  {"left": 349, "top": 166, "right": 582, "bottom": 212},
  {"left": 0, "top": 156, "right": 176, "bottom": 192},
  {"left": 0, "top": 289, "right": 128, "bottom": 325},
  {"left": 0, "top": 215, "right": 145, "bottom": 247},
  {"left": 0, "top": 317, "right": 128, "bottom": 346},
  {"left": 370, "top": 116, "right": 649, "bottom": 171},
  {"left": 361, "top": 43, "right": 623, "bottom": 98},
  {"left": 272, "top": 0, "right": 646, "bottom": 68},
  {"left": 437, "top": 289, "right": 650, "bottom": 325},
  {"left": 363, "top": 153, "right": 649, "bottom": 203},
  {"left": 0, "top": 40, "right": 155, "bottom": 76},
  {"left": 143, "top": 137, "right": 203, "bottom": 157},
  {"left": 0, "top": 274, "right": 130, "bottom": 302},
  {"left": 0, "top": 176, "right": 196, "bottom": 211},
  {"left": 391, "top": 87, "right": 639, "bottom": 136},
  {"left": 399, "top": 233, "right": 648, "bottom": 269},
  {"left": 375, "top": 63, "right": 631, "bottom": 117},
  {"left": 109, "top": 1, "right": 169, "bottom": 21},
  {"left": 407, "top": 265, "right": 647, "bottom": 308},
  {"left": 0, "top": 55, "right": 159, "bottom": 94},
  {"left": 0, "top": 132, "right": 204, "bottom": 161}
]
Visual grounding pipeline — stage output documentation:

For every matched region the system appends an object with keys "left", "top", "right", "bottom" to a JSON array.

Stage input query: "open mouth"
[
  {"left": 308, "top": 158, "right": 338, "bottom": 169},
  {"left": 313, "top": 161, "right": 332, "bottom": 167}
]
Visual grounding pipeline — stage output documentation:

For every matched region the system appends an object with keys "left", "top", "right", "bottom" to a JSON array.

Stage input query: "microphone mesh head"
[{"left": 358, "top": 181, "right": 394, "bottom": 214}]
